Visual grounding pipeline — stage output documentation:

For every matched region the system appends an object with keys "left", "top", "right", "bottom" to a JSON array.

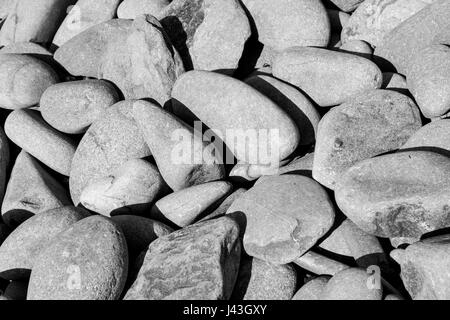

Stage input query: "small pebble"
[{"left": 292, "top": 276, "right": 330, "bottom": 300}]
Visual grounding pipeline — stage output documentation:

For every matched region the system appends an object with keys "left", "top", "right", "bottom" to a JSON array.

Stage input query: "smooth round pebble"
[{"left": 292, "top": 276, "right": 329, "bottom": 300}]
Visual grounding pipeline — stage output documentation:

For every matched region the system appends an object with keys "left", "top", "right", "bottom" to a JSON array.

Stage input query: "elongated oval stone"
[
  {"left": 151, "top": 181, "right": 232, "bottom": 227},
  {"left": 313, "top": 90, "right": 422, "bottom": 189},
  {"left": 401, "top": 119, "right": 450, "bottom": 152},
  {"left": 292, "top": 277, "right": 329, "bottom": 300},
  {"left": 335, "top": 151, "right": 450, "bottom": 242},
  {"left": 117, "top": 0, "right": 169, "bottom": 19},
  {"left": 27, "top": 216, "right": 128, "bottom": 300},
  {"left": 69, "top": 100, "right": 151, "bottom": 205},
  {"left": 0, "top": 54, "right": 59, "bottom": 110},
  {"left": 0, "top": 207, "right": 88, "bottom": 280},
  {"left": 40, "top": 80, "right": 120, "bottom": 134},
  {"left": 172, "top": 70, "right": 300, "bottom": 164},
  {"left": 272, "top": 47, "right": 382, "bottom": 107},
  {"left": 132, "top": 100, "right": 225, "bottom": 192},
  {"left": 124, "top": 216, "right": 241, "bottom": 300},
  {"left": 227, "top": 175, "right": 335, "bottom": 265}
]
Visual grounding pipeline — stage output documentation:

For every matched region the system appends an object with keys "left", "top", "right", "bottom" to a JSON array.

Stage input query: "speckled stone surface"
[
  {"left": 117, "top": 0, "right": 169, "bottom": 19},
  {"left": 335, "top": 151, "right": 450, "bottom": 242},
  {"left": 313, "top": 90, "right": 422, "bottom": 189},
  {"left": 292, "top": 276, "right": 329, "bottom": 300},
  {"left": 5, "top": 109, "right": 77, "bottom": 176},
  {"left": 151, "top": 181, "right": 232, "bottom": 227},
  {"left": 232, "top": 256, "right": 297, "bottom": 300},
  {"left": 157, "top": 0, "right": 251, "bottom": 71},
  {"left": 0, "top": 206, "right": 88, "bottom": 280},
  {"left": 391, "top": 235, "right": 450, "bottom": 300},
  {"left": 401, "top": 119, "right": 450, "bottom": 152},
  {"left": 406, "top": 44, "right": 450, "bottom": 118},
  {"left": 242, "top": 0, "right": 330, "bottom": 50},
  {"left": 53, "top": 0, "right": 122, "bottom": 47},
  {"left": 374, "top": 0, "right": 450, "bottom": 74},
  {"left": 40, "top": 80, "right": 120, "bottom": 134},
  {"left": 227, "top": 175, "right": 335, "bottom": 265},
  {"left": 69, "top": 100, "right": 151, "bottom": 205},
  {"left": 0, "top": 54, "right": 59, "bottom": 110},
  {"left": 272, "top": 47, "right": 382, "bottom": 107},
  {"left": 80, "top": 159, "right": 166, "bottom": 217},
  {"left": 124, "top": 216, "right": 241, "bottom": 300},
  {"left": 1, "top": 151, "right": 71, "bottom": 227},
  {"left": 27, "top": 216, "right": 128, "bottom": 300},
  {"left": 172, "top": 71, "right": 300, "bottom": 163}
]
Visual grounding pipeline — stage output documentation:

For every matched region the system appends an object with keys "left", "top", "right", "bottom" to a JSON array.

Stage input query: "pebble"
[
  {"left": 406, "top": 44, "right": 450, "bottom": 118},
  {"left": 117, "top": 0, "right": 169, "bottom": 19},
  {"left": 69, "top": 100, "right": 151, "bottom": 205},
  {"left": 335, "top": 151, "right": 450, "bottom": 243},
  {"left": 272, "top": 47, "right": 383, "bottom": 107},
  {"left": 40, "top": 80, "right": 120, "bottom": 134},
  {"left": 391, "top": 235, "right": 450, "bottom": 299},
  {"left": 321, "top": 268, "right": 383, "bottom": 300},
  {"left": 339, "top": 39, "right": 373, "bottom": 57},
  {"left": 342, "top": 0, "right": 435, "bottom": 48},
  {"left": 171, "top": 70, "right": 300, "bottom": 164},
  {"left": 242, "top": 0, "right": 330, "bottom": 51},
  {"left": 0, "top": 0, "right": 76, "bottom": 46},
  {"left": 292, "top": 276, "right": 329, "bottom": 300},
  {"left": 329, "top": 0, "right": 364, "bottom": 12},
  {"left": 0, "top": 206, "right": 88, "bottom": 280},
  {"left": 200, "top": 188, "right": 247, "bottom": 222},
  {"left": 382, "top": 72, "right": 408, "bottom": 91},
  {"left": 2, "top": 151, "right": 71, "bottom": 227},
  {"left": 132, "top": 100, "right": 225, "bottom": 191},
  {"left": 157, "top": 0, "right": 251, "bottom": 71},
  {"left": 227, "top": 175, "right": 335, "bottom": 264},
  {"left": 111, "top": 215, "right": 173, "bottom": 258},
  {"left": 0, "top": 42, "right": 52, "bottom": 56},
  {"left": 124, "top": 216, "right": 241, "bottom": 300},
  {"left": 151, "top": 181, "right": 232, "bottom": 227},
  {"left": 0, "top": 54, "right": 59, "bottom": 110},
  {"left": 80, "top": 159, "right": 166, "bottom": 217},
  {"left": 293, "top": 251, "right": 349, "bottom": 276},
  {"left": 313, "top": 89, "right": 421, "bottom": 189},
  {"left": 53, "top": 0, "right": 122, "bottom": 47},
  {"left": 375, "top": 0, "right": 450, "bottom": 74},
  {"left": 401, "top": 119, "right": 450, "bottom": 152},
  {"left": 245, "top": 74, "right": 321, "bottom": 146},
  {"left": 231, "top": 256, "right": 297, "bottom": 300},
  {"left": 27, "top": 216, "right": 128, "bottom": 300}
]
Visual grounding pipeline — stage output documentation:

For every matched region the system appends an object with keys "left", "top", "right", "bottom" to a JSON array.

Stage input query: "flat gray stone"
[
  {"left": 27, "top": 216, "right": 128, "bottom": 300},
  {"left": 313, "top": 89, "right": 422, "bottom": 189},
  {"left": 124, "top": 216, "right": 241, "bottom": 300}
]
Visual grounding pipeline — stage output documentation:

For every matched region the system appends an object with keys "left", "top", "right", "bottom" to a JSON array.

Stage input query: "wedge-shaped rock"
[
  {"left": 273, "top": 47, "right": 382, "bottom": 107},
  {"left": 0, "top": 207, "right": 88, "bottom": 280},
  {"left": 0, "top": 54, "right": 59, "bottom": 110},
  {"left": 313, "top": 90, "right": 421, "bottom": 189},
  {"left": 124, "top": 216, "right": 241, "bottom": 300},
  {"left": 27, "top": 216, "right": 128, "bottom": 300},
  {"left": 374, "top": 0, "right": 450, "bottom": 74},
  {"left": 117, "top": 0, "right": 169, "bottom": 19},
  {"left": 69, "top": 100, "right": 151, "bottom": 205},
  {"left": 80, "top": 159, "right": 166, "bottom": 217},
  {"left": 0, "top": 0, "right": 76, "bottom": 46},
  {"left": 172, "top": 71, "right": 300, "bottom": 164},
  {"left": 292, "top": 277, "right": 329, "bottom": 300},
  {"left": 54, "top": 19, "right": 132, "bottom": 78},
  {"left": 329, "top": 0, "right": 364, "bottom": 12},
  {"left": 335, "top": 151, "right": 450, "bottom": 242},
  {"left": 227, "top": 175, "right": 335, "bottom": 265},
  {"left": 53, "top": 0, "right": 122, "bottom": 47},
  {"left": 341, "top": 0, "right": 435, "bottom": 48},
  {"left": 406, "top": 44, "right": 450, "bottom": 118},
  {"left": 40, "top": 80, "right": 120, "bottom": 134},
  {"left": 2, "top": 152, "right": 71, "bottom": 227},
  {"left": 401, "top": 119, "right": 450, "bottom": 152},
  {"left": 232, "top": 256, "right": 297, "bottom": 300},
  {"left": 0, "top": 42, "right": 52, "bottom": 55},
  {"left": 157, "top": 0, "right": 251, "bottom": 71},
  {"left": 5, "top": 110, "right": 77, "bottom": 176},
  {"left": 391, "top": 235, "right": 450, "bottom": 300},
  {"left": 151, "top": 181, "right": 232, "bottom": 227},
  {"left": 111, "top": 215, "right": 173, "bottom": 257},
  {"left": 321, "top": 268, "right": 382, "bottom": 300},
  {"left": 245, "top": 75, "right": 320, "bottom": 146},
  {"left": 242, "top": 0, "right": 330, "bottom": 51},
  {"left": 132, "top": 100, "right": 225, "bottom": 192}
]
